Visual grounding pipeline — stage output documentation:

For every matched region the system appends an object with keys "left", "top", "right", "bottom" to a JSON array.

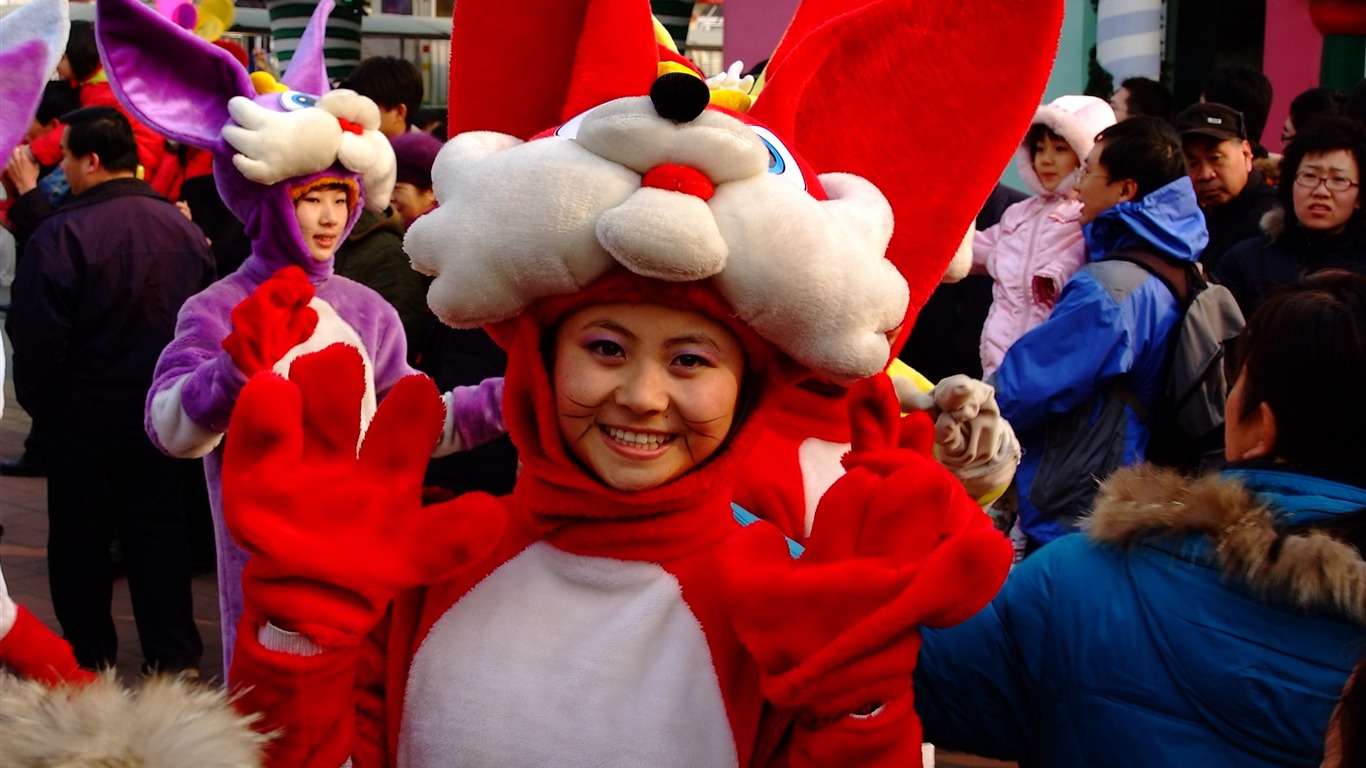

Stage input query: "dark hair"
[
  {"left": 1202, "top": 65, "right": 1274, "bottom": 143},
  {"left": 1346, "top": 79, "right": 1366, "bottom": 125},
  {"left": 412, "top": 106, "right": 447, "bottom": 139},
  {"left": 65, "top": 21, "right": 101, "bottom": 83},
  {"left": 1330, "top": 660, "right": 1366, "bottom": 768},
  {"left": 1234, "top": 270, "right": 1366, "bottom": 474},
  {"left": 1288, "top": 87, "right": 1347, "bottom": 138},
  {"left": 1022, "top": 124, "right": 1066, "bottom": 156},
  {"left": 61, "top": 106, "right": 140, "bottom": 173},
  {"left": 1094, "top": 116, "right": 1187, "bottom": 200},
  {"left": 1119, "top": 77, "right": 1173, "bottom": 121},
  {"left": 1275, "top": 116, "right": 1366, "bottom": 230},
  {"left": 340, "top": 57, "right": 423, "bottom": 127},
  {"left": 35, "top": 80, "right": 80, "bottom": 126}
]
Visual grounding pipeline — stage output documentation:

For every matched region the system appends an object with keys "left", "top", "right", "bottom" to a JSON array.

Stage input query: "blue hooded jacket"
[{"left": 991, "top": 177, "right": 1208, "bottom": 544}]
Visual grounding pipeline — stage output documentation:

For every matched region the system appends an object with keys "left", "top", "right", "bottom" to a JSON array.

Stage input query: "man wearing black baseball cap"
[{"left": 1176, "top": 102, "right": 1280, "bottom": 271}]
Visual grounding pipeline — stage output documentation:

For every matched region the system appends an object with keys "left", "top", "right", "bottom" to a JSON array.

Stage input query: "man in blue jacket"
[{"left": 990, "top": 116, "right": 1208, "bottom": 555}]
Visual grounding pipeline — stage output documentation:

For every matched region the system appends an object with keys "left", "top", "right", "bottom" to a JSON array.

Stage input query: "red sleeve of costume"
[
  {"left": 0, "top": 605, "right": 96, "bottom": 686},
  {"left": 230, "top": 624, "right": 363, "bottom": 768}
]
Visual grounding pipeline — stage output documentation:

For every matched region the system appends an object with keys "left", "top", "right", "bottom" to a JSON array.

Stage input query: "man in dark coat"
[
  {"left": 8, "top": 106, "right": 213, "bottom": 673},
  {"left": 1176, "top": 103, "right": 1280, "bottom": 272}
]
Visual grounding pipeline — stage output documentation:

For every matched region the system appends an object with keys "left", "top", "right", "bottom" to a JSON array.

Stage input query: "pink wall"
[
  {"left": 1263, "top": 0, "right": 1325, "bottom": 152},
  {"left": 724, "top": 0, "right": 801, "bottom": 73}
]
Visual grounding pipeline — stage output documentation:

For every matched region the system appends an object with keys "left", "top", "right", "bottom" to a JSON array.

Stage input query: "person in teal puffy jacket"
[{"left": 916, "top": 270, "right": 1366, "bottom": 768}]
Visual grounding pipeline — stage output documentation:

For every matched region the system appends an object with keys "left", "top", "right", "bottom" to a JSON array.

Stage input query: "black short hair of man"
[
  {"left": 1289, "top": 86, "right": 1347, "bottom": 135},
  {"left": 1094, "top": 116, "right": 1187, "bottom": 201},
  {"left": 1202, "top": 65, "right": 1273, "bottom": 143},
  {"left": 65, "top": 21, "right": 100, "bottom": 83},
  {"left": 340, "top": 56, "right": 423, "bottom": 127},
  {"left": 61, "top": 106, "right": 140, "bottom": 174},
  {"left": 1275, "top": 115, "right": 1366, "bottom": 229},
  {"left": 36, "top": 80, "right": 81, "bottom": 126},
  {"left": 1120, "top": 77, "right": 1173, "bottom": 122}
]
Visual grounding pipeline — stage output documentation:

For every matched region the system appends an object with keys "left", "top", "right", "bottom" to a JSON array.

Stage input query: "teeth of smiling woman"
[{"left": 604, "top": 427, "right": 673, "bottom": 449}]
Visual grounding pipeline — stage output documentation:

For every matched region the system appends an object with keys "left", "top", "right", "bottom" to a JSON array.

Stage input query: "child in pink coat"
[{"left": 973, "top": 95, "right": 1116, "bottom": 379}]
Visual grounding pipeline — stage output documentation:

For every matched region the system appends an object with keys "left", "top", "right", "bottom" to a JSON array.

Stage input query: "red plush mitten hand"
[
  {"left": 222, "top": 343, "right": 506, "bottom": 650},
  {"left": 221, "top": 265, "right": 319, "bottom": 375},
  {"left": 719, "top": 374, "right": 1013, "bottom": 765},
  {"left": 0, "top": 606, "right": 97, "bottom": 686}
]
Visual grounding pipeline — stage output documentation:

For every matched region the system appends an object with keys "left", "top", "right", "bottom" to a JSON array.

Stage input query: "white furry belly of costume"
[{"left": 398, "top": 542, "right": 738, "bottom": 768}]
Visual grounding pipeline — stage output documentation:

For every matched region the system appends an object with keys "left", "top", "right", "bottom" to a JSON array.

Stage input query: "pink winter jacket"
[
  {"left": 973, "top": 95, "right": 1115, "bottom": 379},
  {"left": 973, "top": 192, "right": 1086, "bottom": 380}
]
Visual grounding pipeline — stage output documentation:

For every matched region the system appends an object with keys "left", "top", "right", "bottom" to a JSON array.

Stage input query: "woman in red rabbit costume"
[{"left": 220, "top": 0, "right": 1060, "bottom": 765}]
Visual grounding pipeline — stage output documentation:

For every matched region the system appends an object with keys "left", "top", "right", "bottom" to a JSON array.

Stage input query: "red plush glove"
[
  {"left": 0, "top": 606, "right": 97, "bottom": 687},
  {"left": 221, "top": 265, "right": 319, "bottom": 375},
  {"left": 222, "top": 343, "right": 506, "bottom": 650},
  {"left": 719, "top": 373, "right": 1013, "bottom": 765}
]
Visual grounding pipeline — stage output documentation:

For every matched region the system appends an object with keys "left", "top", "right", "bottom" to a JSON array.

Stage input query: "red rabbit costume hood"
[{"left": 407, "top": 66, "right": 904, "bottom": 554}]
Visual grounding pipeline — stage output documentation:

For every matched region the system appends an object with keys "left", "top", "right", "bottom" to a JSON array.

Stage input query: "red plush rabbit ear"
[
  {"left": 446, "top": 0, "right": 660, "bottom": 139},
  {"left": 750, "top": 0, "right": 1065, "bottom": 354}
]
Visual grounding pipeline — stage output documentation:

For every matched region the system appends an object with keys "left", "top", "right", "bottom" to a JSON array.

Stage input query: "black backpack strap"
[
  {"left": 1107, "top": 376, "right": 1150, "bottom": 424},
  {"left": 1097, "top": 250, "right": 1198, "bottom": 426}
]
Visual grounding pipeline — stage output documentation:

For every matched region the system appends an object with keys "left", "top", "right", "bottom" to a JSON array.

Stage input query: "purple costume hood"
[{"left": 95, "top": 0, "right": 396, "bottom": 283}]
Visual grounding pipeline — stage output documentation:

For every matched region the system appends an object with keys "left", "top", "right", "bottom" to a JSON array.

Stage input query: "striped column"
[
  {"left": 1096, "top": 0, "right": 1163, "bottom": 81},
  {"left": 267, "top": 0, "right": 363, "bottom": 83}
]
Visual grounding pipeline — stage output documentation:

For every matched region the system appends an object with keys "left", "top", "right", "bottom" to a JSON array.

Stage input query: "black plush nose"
[{"left": 650, "top": 72, "right": 712, "bottom": 123}]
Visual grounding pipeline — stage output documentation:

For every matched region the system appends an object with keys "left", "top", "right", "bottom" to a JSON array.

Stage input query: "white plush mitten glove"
[{"left": 893, "top": 374, "right": 1020, "bottom": 503}]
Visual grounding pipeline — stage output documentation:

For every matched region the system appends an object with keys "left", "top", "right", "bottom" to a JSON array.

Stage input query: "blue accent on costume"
[{"left": 732, "top": 502, "right": 804, "bottom": 559}]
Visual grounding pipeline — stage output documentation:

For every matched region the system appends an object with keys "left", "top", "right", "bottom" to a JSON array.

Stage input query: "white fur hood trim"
[
  {"left": 406, "top": 96, "right": 906, "bottom": 380},
  {"left": 1084, "top": 464, "right": 1366, "bottom": 625},
  {"left": 1014, "top": 94, "right": 1117, "bottom": 196},
  {"left": 0, "top": 671, "right": 270, "bottom": 766}
]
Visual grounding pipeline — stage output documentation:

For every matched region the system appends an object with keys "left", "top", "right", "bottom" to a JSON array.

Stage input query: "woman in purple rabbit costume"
[{"left": 96, "top": 0, "right": 506, "bottom": 678}]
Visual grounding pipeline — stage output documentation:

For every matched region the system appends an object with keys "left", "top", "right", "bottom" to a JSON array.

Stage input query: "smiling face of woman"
[
  {"left": 553, "top": 302, "right": 746, "bottom": 492},
  {"left": 293, "top": 185, "right": 351, "bottom": 262}
]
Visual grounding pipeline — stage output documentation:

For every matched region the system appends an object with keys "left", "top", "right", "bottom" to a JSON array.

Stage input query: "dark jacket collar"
[{"left": 57, "top": 176, "right": 163, "bottom": 213}]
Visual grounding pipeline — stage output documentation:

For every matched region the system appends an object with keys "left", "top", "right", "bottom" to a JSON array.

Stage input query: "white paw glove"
[
  {"left": 893, "top": 374, "right": 1020, "bottom": 503},
  {"left": 706, "top": 60, "right": 756, "bottom": 95}
]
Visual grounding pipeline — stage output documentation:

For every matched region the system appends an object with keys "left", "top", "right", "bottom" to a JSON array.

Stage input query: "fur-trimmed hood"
[
  {"left": 1014, "top": 95, "right": 1116, "bottom": 196},
  {"left": 1085, "top": 464, "right": 1366, "bottom": 625},
  {"left": 0, "top": 671, "right": 270, "bottom": 766},
  {"left": 1259, "top": 205, "right": 1287, "bottom": 241}
]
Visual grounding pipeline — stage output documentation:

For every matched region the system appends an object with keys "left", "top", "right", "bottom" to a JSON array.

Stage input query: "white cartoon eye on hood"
[
  {"left": 279, "top": 90, "right": 319, "bottom": 111},
  {"left": 555, "top": 98, "right": 806, "bottom": 191},
  {"left": 750, "top": 125, "right": 805, "bottom": 191}
]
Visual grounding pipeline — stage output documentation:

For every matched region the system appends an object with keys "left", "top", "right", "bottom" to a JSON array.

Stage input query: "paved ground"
[
  {"left": 0, "top": 299, "right": 1011, "bottom": 765},
  {"left": 0, "top": 342, "right": 225, "bottom": 685}
]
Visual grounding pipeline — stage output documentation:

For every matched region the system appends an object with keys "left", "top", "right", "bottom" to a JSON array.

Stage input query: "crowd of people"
[{"left": 0, "top": 0, "right": 1364, "bottom": 765}]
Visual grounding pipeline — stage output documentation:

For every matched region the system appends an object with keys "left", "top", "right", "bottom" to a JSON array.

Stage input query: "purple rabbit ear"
[
  {"left": 96, "top": 0, "right": 255, "bottom": 151},
  {"left": 0, "top": 42, "right": 55, "bottom": 161},
  {"left": 0, "top": 0, "right": 67, "bottom": 158},
  {"left": 279, "top": 0, "right": 336, "bottom": 96}
]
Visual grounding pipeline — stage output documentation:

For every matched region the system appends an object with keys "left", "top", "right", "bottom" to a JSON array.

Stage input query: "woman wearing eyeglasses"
[{"left": 1216, "top": 116, "right": 1366, "bottom": 316}]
